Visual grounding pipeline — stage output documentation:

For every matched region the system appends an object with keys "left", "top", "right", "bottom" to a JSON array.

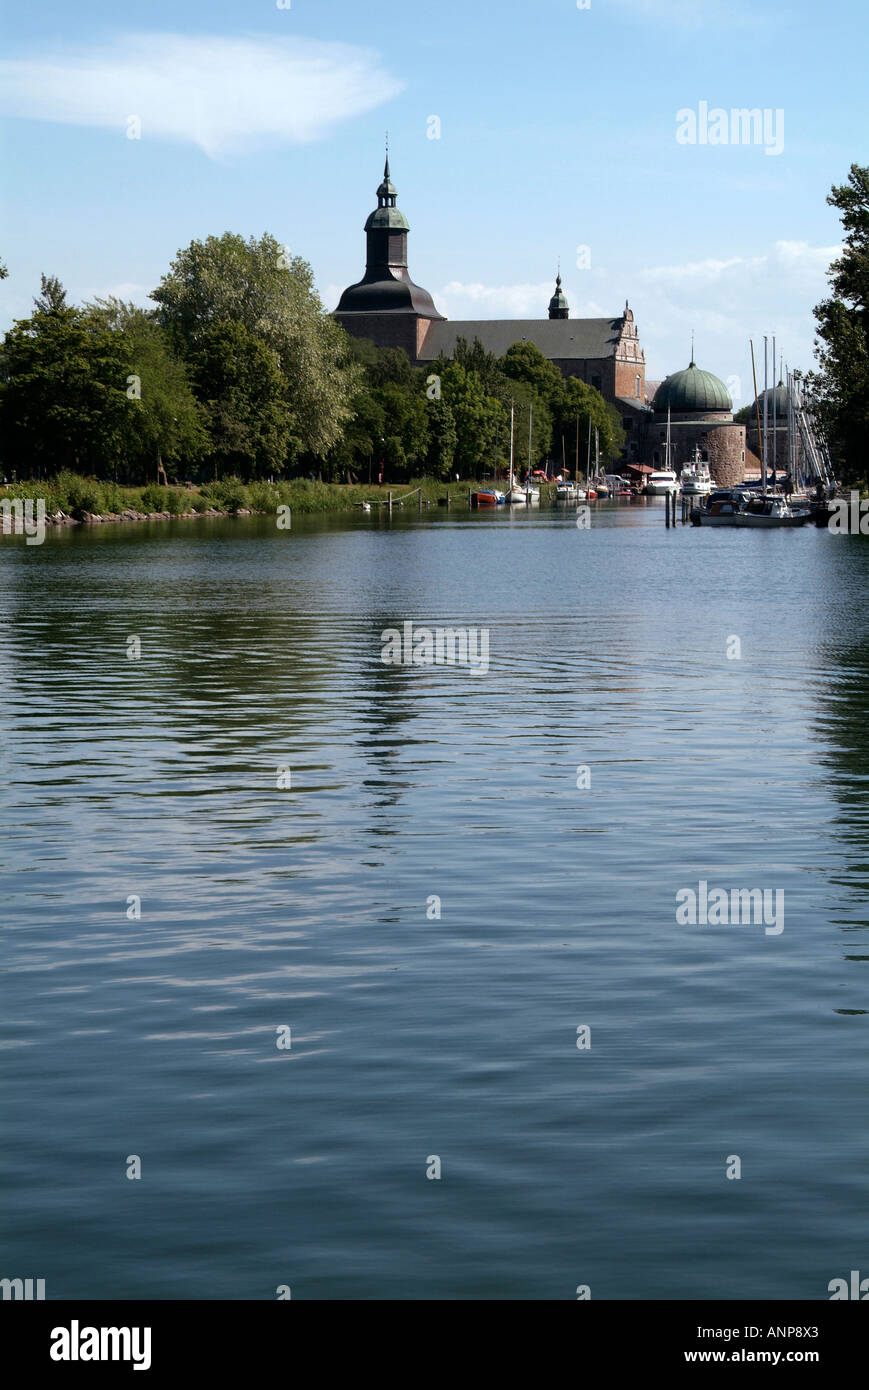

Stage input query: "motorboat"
[
  {"left": 679, "top": 448, "right": 714, "bottom": 496},
  {"left": 733, "top": 494, "right": 810, "bottom": 528},
  {"left": 644, "top": 469, "right": 679, "bottom": 495},
  {"left": 690, "top": 490, "right": 744, "bottom": 526}
]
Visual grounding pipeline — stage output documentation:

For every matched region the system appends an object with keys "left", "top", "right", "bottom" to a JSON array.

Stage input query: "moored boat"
[
  {"left": 645, "top": 469, "right": 679, "bottom": 495},
  {"left": 679, "top": 447, "right": 714, "bottom": 496},
  {"left": 690, "top": 489, "right": 744, "bottom": 526},
  {"left": 732, "top": 494, "right": 810, "bottom": 528}
]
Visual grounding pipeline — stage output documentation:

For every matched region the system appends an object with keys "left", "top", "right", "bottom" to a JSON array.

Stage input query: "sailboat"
[
  {"left": 557, "top": 414, "right": 586, "bottom": 500},
  {"left": 508, "top": 402, "right": 539, "bottom": 502},
  {"left": 590, "top": 426, "right": 609, "bottom": 496},
  {"left": 645, "top": 406, "right": 678, "bottom": 493}
]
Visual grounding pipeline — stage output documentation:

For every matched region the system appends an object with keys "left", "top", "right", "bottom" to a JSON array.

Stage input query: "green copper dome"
[
  {"left": 754, "top": 381, "right": 788, "bottom": 417},
  {"left": 364, "top": 205, "right": 410, "bottom": 231},
  {"left": 653, "top": 361, "right": 732, "bottom": 414}
]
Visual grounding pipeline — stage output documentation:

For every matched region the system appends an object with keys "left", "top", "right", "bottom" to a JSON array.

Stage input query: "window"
[
  {"left": 635, "top": 374, "right": 641, "bottom": 399},
  {"left": 592, "top": 375, "right": 601, "bottom": 392}
]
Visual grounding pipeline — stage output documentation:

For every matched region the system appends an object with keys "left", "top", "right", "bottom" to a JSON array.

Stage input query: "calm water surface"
[{"left": 2, "top": 501, "right": 868, "bottom": 1299}]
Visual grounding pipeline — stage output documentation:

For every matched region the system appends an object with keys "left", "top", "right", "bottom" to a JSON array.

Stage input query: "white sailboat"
[{"left": 509, "top": 402, "right": 539, "bottom": 502}]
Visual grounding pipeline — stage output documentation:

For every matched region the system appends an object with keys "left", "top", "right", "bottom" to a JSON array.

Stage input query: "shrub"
[
  {"left": 53, "top": 469, "right": 104, "bottom": 519},
  {"left": 202, "top": 477, "right": 248, "bottom": 513},
  {"left": 245, "top": 480, "right": 280, "bottom": 512}
]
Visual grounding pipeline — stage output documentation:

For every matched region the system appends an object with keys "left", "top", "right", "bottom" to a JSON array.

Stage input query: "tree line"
[
  {"left": 809, "top": 163, "right": 869, "bottom": 487},
  {"left": 0, "top": 232, "right": 623, "bottom": 486}
]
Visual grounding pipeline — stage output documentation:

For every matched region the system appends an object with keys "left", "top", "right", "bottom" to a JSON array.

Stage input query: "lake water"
[{"left": 2, "top": 500, "right": 868, "bottom": 1300}]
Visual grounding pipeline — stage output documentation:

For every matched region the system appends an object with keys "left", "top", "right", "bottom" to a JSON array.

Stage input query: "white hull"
[{"left": 509, "top": 485, "right": 540, "bottom": 503}]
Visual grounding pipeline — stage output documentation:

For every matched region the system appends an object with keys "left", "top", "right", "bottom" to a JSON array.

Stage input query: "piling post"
[
  {"left": 388, "top": 491, "right": 392, "bottom": 516},
  {"left": 418, "top": 488, "right": 422, "bottom": 513},
  {"left": 665, "top": 491, "right": 671, "bottom": 527}
]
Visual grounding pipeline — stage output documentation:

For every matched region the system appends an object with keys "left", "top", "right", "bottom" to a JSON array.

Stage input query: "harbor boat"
[
  {"left": 679, "top": 446, "right": 713, "bottom": 496},
  {"left": 509, "top": 402, "right": 540, "bottom": 502},
  {"left": 509, "top": 480, "right": 540, "bottom": 503},
  {"left": 732, "top": 494, "right": 810, "bottom": 528},
  {"left": 556, "top": 481, "right": 585, "bottom": 501},
  {"left": 473, "top": 488, "right": 505, "bottom": 507},
  {"left": 690, "top": 489, "right": 744, "bottom": 526},
  {"left": 591, "top": 477, "right": 610, "bottom": 498},
  {"left": 644, "top": 469, "right": 679, "bottom": 495}
]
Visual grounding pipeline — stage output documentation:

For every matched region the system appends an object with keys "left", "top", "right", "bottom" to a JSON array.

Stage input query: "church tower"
[
  {"left": 334, "top": 155, "right": 444, "bottom": 359},
  {"left": 548, "top": 272, "right": 569, "bottom": 320}
]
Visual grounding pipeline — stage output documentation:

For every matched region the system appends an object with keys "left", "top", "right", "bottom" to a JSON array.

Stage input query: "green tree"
[
  {"left": 554, "top": 377, "right": 626, "bottom": 469},
  {"left": 501, "top": 340, "right": 564, "bottom": 408},
  {"left": 424, "top": 396, "right": 457, "bottom": 479},
  {"left": 439, "top": 362, "right": 507, "bottom": 477},
  {"left": 0, "top": 277, "right": 135, "bottom": 477},
  {"left": 85, "top": 299, "right": 208, "bottom": 481},
  {"left": 151, "top": 232, "right": 359, "bottom": 458},
  {"left": 808, "top": 164, "right": 869, "bottom": 485},
  {"left": 190, "top": 321, "right": 293, "bottom": 481}
]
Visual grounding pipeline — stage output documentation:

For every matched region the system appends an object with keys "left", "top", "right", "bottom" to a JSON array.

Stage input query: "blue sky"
[{"left": 1, "top": 0, "right": 866, "bottom": 401}]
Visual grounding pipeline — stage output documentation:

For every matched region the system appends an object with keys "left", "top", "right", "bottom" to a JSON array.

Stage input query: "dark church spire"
[
  {"left": 548, "top": 271, "right": 569, "bottom": 320},
  {"left": 334, "top": 150, "right": 444, "bottom": 323}
]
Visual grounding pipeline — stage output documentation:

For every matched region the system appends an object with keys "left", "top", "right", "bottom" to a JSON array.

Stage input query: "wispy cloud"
[{"left": 0, "top": 33, "right": 405, "bottom": 158}]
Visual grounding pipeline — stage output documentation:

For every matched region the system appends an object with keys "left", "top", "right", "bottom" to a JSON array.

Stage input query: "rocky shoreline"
[{"left": 44, "top": 506, "right": 258, "bottom": 526}]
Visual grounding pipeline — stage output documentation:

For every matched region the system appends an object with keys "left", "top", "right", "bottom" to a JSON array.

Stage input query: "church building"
[
  {"left": 334, "top": 158, "right": 745, "bottom": 483},
  {"left": 334, "top": 159, "right": 652, "bottom": 458}
]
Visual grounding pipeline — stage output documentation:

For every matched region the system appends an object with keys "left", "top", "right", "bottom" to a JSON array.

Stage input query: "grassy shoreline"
[{"left": 0, "top": 473, "right": 502, "bottom": 523}]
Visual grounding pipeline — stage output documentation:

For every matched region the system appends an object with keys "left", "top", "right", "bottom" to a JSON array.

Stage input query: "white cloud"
[
  {"left": 632, "top": 240, "right": 840, "bottom": 387},
  {"left": 435, "top": 280, "right": 554, "bottom": 317},
  {"left": 0, "top": 33, "right": 405, "bottom": 158}
]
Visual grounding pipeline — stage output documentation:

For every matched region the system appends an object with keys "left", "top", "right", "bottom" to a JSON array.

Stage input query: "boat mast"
[
  {"left": 771, "top": 336, "right": 777, "bottom": 491},
  {"left": 528, "top": 402, "right": 533, "bottom": 482},
  {"left": 763, "top": 335, "right": 769, "bottom": 496},
  {"left": 784, "top": 364, "right": 789, "bottom": 483},
  {"left": 586, "top": 415, "right": 592, "bottom": 487},
  {"left": 750, "top": 340, "right": 764, "bottom": 498},
  {"left": 575, "top": 413, "right": 579, "bottom": 485},
  {"left": 666, "top": 405, "right": 671, "bottom": 474},
  {"left": 509, "top": 402, "right": 515, "bottom": 491}
]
